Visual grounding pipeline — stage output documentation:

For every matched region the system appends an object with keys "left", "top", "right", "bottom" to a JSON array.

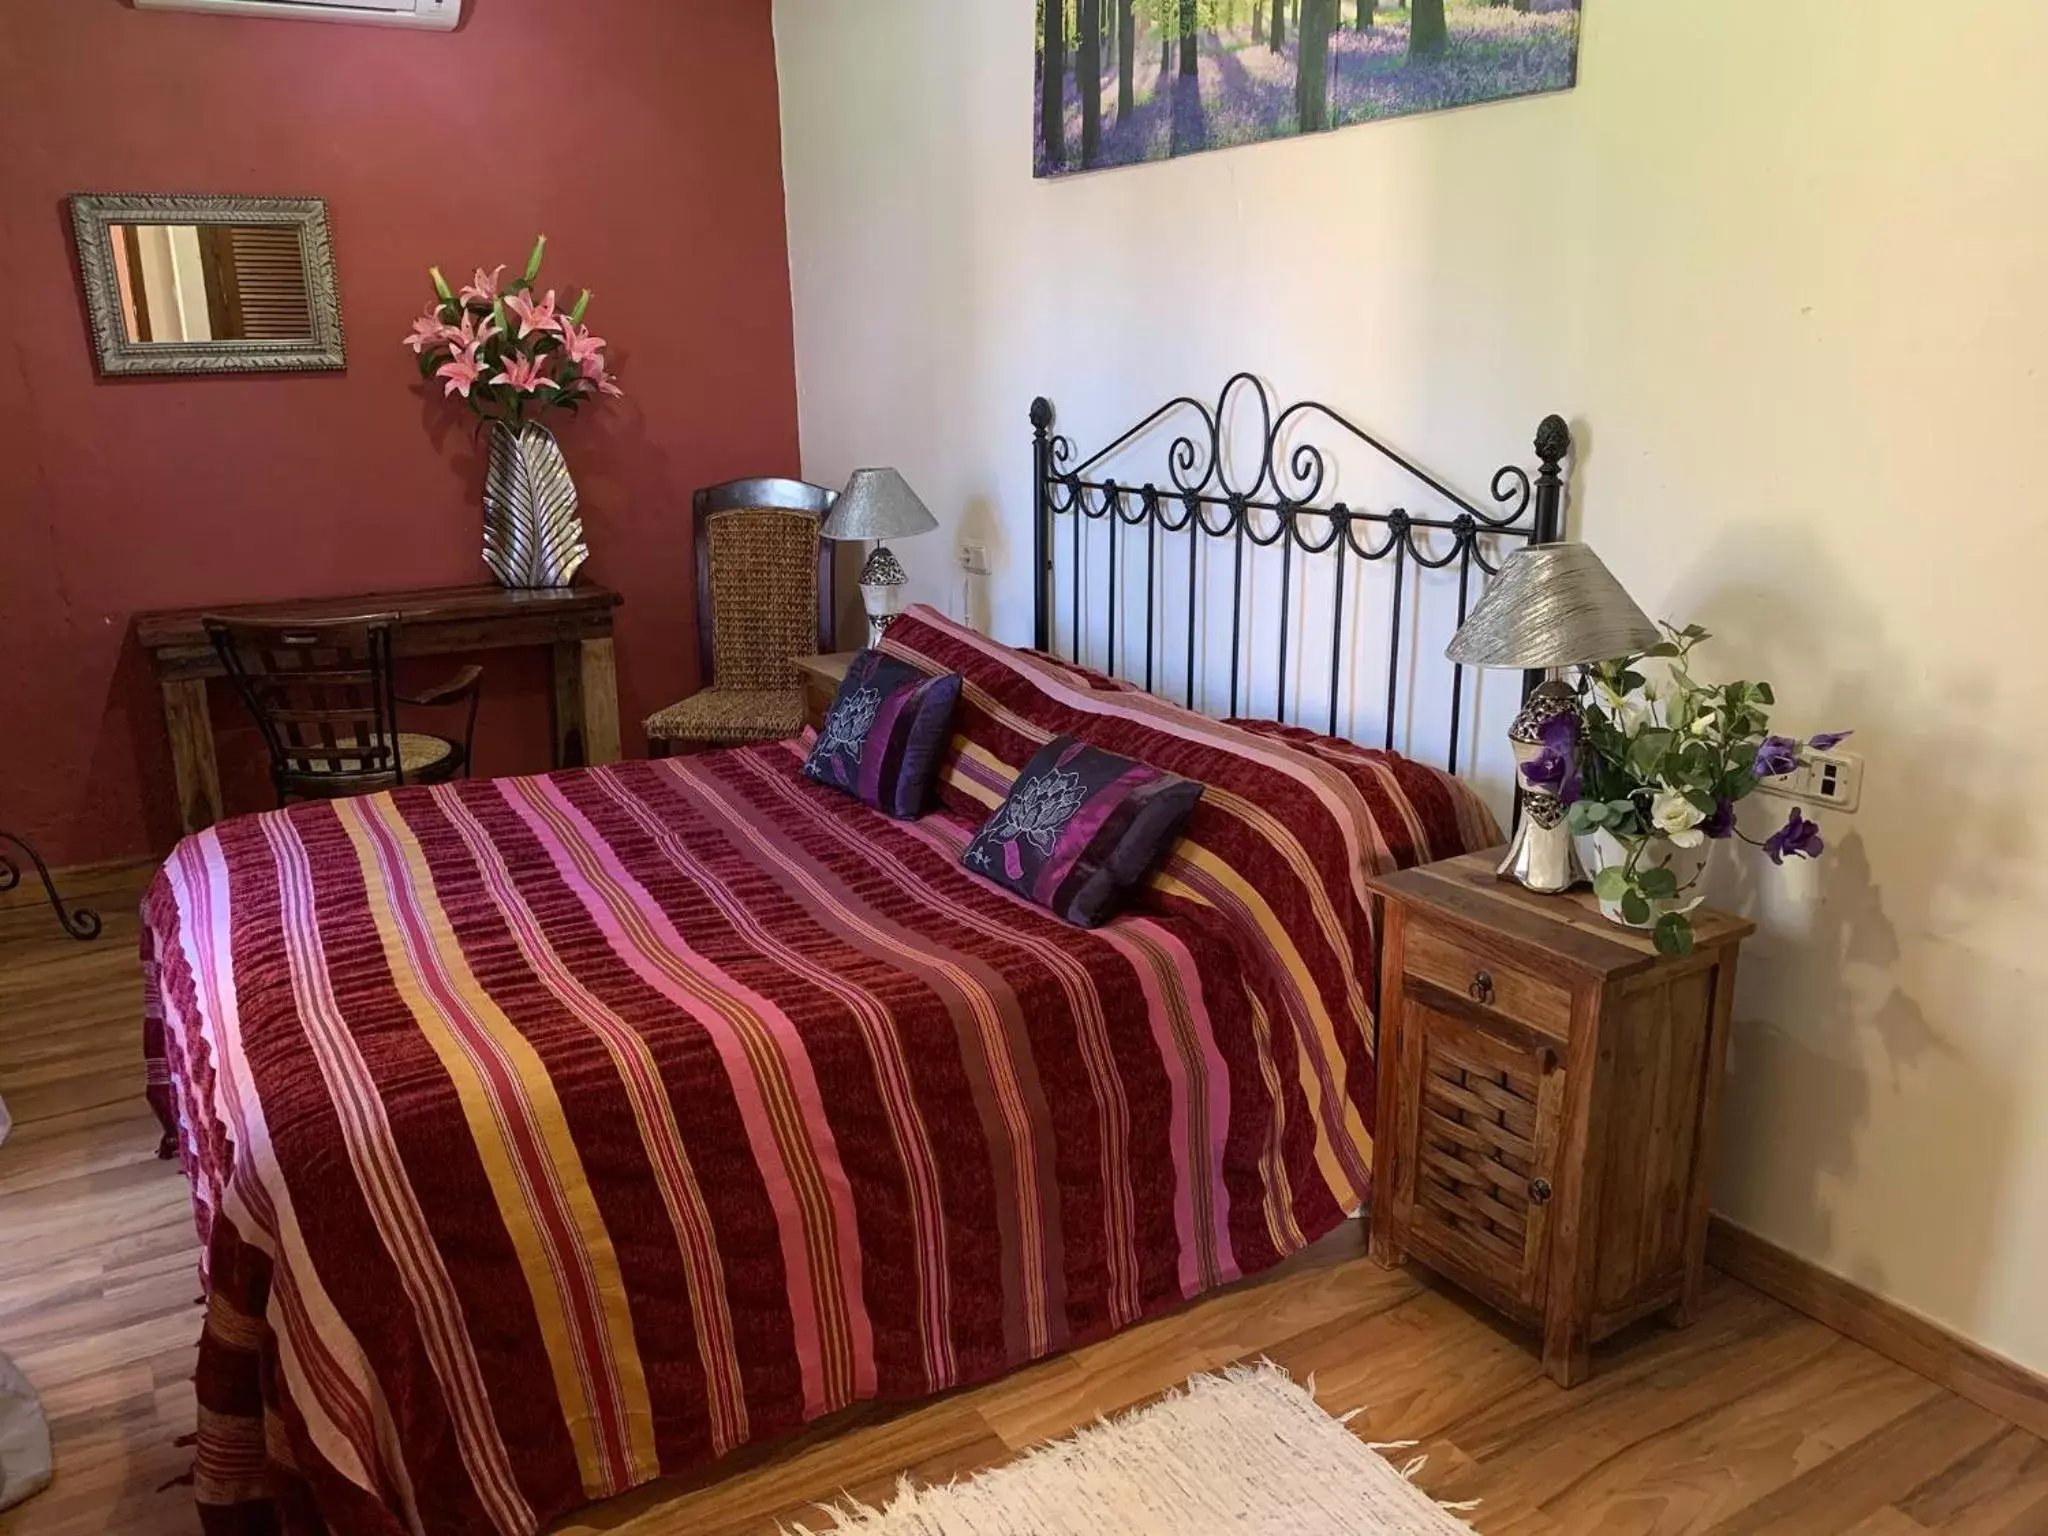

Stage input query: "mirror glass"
[{"left": 106, "top": 223, "right": 314, "bottom": 345}]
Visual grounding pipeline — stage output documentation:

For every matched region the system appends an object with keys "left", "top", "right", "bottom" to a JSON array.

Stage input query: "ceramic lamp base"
[
  {"left": 857, "top": 543, "right": 910, "bottom": 646},
  {"left": 858, "top": 586, "right": 905, "bottom": 646},
  {"left": 1497, "top": 677, "right": 1586, "bottom": 894},
  {"left": 851, "top": 544, "right": 909, "bottom": 647},
  {"left": 1497, "top": 810, "right": 1585, "bottom": 894}
]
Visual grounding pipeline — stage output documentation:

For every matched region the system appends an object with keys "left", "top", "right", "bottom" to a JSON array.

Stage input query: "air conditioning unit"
[{"left": 134, "top": 0, "right": 461, "bottom": 31}]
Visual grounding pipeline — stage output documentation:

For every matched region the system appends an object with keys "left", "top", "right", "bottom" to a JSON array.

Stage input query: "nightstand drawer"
[{"left": 1404, "top": 921, "right": 1571, "bottom": 1042}]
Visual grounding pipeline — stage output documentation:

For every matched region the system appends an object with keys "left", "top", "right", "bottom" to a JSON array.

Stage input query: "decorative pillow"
[
  {"left": 802, "top": 649, "right": 962, "bottom": 819},
  {"left": 961, "top": 736, "right": 1202, "bottom": 928}
]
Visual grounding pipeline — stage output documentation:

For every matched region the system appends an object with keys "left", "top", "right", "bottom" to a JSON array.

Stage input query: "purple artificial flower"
[
  {"left": 1753, "top": 735, "right": 1801, "bottom": 779},
  {"left": 1763, "top": 807, "right": 1825, "bottom": 865},
  {"left": 1702, "top": 797, "right": 1736, "bottom": 840},
  {"left": 1523, "top": 711, "right": 1582, "bottom": 804},
  {"left": 1808, "top": 730, "right": 1854, "bottom": 752}
]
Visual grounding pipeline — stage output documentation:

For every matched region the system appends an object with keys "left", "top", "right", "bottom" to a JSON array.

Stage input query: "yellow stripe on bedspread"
[{"left": 337, "top": 795, "right": 660, "bottom": 1498}]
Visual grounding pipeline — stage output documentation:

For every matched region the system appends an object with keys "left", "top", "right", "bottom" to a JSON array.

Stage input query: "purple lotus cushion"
[
  {"left": 802, "top": 650, "right": 962, "bottom": 819},
  {"left": 961, "top": 736, "right": 1203, "bottom": 928}
]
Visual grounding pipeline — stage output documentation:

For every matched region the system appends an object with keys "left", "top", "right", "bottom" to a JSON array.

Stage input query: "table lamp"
[
  {"left": 1446, "top": 543, "right": 1661, "bottom": 893},
  {"left": 822, "top": 468, "right": 939, "bottom": 645}
]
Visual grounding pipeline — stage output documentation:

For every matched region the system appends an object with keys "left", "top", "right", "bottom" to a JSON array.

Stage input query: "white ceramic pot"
[{"left": 1583, "top": 829, "right": 1714, "bottom": 929}]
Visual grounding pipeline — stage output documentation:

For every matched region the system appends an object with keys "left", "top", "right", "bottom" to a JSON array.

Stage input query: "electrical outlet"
[
  {"left": 1757, "top": 747, "right": 1863, "bottom": 814},
  {"left": 959, "top": 541, "right": 990, "bottom": 575}
]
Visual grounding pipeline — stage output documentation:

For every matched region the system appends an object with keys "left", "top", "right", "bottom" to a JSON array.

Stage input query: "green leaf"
[
  {"left": 1755, "top": 682, "right": 1775, "bottom": 705},
  {"left": 1637, "top": 866, "right": 1679, "bottom": 898},
  {"left": 1566, "top": 800, "right": 1602, "bottom": 835},
  {"left": 1628, "top": 728, "right": 1675, "bottom": 779},
  {"left": 1684, "top": 787, "right": 1717, "bottom": 816},
  {"left": 1592, "top": 867, "right": 1631, "bottom": 902},
  {"left": 1621, "top": 890, "right": 1652, "bottom": 926},
  {"left": 1654, "top": 912, "right": 1696, "bottom": 957},
  {"left": 1646, "top": 641, "right": 1682, "bottom": 658},
  {"left": 1581, "top": 800, "right": 1613, "bottom": 828}
]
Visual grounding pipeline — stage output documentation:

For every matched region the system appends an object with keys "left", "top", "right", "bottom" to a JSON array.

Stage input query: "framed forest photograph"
[{"left": 1035, "top": 0, "right": 1582, "bottom": 178}]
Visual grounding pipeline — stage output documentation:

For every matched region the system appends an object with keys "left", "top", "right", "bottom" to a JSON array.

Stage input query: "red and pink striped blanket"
[{"left": 143, "top": 607, "right": 1495, "bottom": 1535}]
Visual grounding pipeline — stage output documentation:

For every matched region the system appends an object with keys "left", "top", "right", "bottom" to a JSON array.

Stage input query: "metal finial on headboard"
[
  {"left": 1031, "top": 394, "right": 1058, "bottom": 654},
  {"left": 1532, "top": 413, "right": 1571, "bottom": 546},
  {"left": 1030, "top": 376, "right": 1569, "bottom": 774}
]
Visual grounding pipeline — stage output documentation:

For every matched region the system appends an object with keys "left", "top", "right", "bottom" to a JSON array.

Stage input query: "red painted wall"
[{"left": 0, "top": 0, "right": 799, "bottom": 866}]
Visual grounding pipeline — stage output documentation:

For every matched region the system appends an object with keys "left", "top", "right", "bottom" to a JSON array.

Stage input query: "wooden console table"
[{"left": 135, "top": 583, "right": 624, "bottom": 835}]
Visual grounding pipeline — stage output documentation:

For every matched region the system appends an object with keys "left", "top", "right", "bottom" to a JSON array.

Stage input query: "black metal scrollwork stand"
[{"left": 0, "top": 831, "right": 103, "bottom": 941}]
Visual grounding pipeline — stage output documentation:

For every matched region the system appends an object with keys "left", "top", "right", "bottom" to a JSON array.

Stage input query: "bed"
[{"left": 144, "top": 381, "right": 1560, "bottom": 1536}]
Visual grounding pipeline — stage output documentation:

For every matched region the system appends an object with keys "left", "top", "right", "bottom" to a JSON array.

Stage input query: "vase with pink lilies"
[{"left": 405, "top": 235, "right": 623, "bottom": 589}]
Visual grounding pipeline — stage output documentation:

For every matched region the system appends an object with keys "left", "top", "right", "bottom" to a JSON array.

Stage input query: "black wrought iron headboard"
[{"left": 1030, "top": 374, "right": 1570, "bottom": 774}]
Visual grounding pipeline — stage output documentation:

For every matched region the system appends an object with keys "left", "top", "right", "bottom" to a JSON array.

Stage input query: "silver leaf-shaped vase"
[{"left": 482, "top": 420, "right": 590, "bottom": 589}]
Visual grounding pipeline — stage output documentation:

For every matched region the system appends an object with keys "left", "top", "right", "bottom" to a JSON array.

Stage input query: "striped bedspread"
[{"left": 142, "top": 606, "right": 1495, "bottom": 1536}]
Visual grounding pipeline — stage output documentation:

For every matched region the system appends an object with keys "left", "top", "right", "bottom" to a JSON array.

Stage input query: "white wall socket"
[
  {"left": 959, "top": 541, "right": 991, "bottom": 575},
  {"left": 1756, "top": 747, "right": 1863, "bottom": 814}
]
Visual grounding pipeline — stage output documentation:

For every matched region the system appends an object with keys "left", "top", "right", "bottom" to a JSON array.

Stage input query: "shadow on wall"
[
  {"left": 1692, "top": 520, "right": 2022, "bottom": 1341},
  {"left": 957, "top": 495, "right": 1005, "bottom": 634}
]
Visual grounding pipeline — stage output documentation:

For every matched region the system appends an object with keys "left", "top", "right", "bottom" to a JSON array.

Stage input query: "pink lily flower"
[
  {"left": 402, "top": 311, "right": 457, "bottom": 355},
  {"left": 436, "top": 351, "right": 485, "bottom": 399},
  {"left": 493, "top": 352, "right": 560, "bottom": 394},
  {"left": 578, "top": 350, "right": 624, "bottom": 398},
  {"left": 452, "top": 309, "right": 501, "bottom": 351},
  {"left": 460, "top": 264, "right": 507, "bottom": 306},
  {"left": 558, "top": 319, "right": 608, "bottom": 367},
  {"left": 505, "top": 289, "right": 562, "bottom": 340}
]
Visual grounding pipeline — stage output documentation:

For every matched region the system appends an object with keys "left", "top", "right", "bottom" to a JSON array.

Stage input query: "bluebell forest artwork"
[{"left": 1036, "top": 0, "right": 1582, "bottom": 178}]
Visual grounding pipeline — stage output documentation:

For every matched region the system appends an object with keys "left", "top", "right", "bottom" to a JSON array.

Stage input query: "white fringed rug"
[{"left": 787, "top": 1364, "right": 1478, "bottom": 1535}]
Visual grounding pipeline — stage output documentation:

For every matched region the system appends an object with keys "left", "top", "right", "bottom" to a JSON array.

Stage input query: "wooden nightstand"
[
  {"left": 1366, "top": 849, "right": 1753, "bottom": 1387},
  {"left": 793, "top": 651, "right": 858, "bottom": 732}
]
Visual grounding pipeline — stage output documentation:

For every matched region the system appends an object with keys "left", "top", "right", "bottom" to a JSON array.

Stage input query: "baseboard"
[{"left": 1708, "top": 1215, "right": 2048, "bottom": 1440}]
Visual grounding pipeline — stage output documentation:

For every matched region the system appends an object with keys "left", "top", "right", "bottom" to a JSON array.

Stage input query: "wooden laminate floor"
[{"left": 2, "top": 873, "right": 2045, "bottom": 1536}]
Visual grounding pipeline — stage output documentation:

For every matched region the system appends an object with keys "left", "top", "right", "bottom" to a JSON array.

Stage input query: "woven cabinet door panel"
[{"left": 1395, "top": 1001, "right": 1566, "bottom": 1323}]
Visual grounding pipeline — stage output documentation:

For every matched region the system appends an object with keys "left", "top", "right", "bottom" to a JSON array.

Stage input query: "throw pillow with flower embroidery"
[
  {"left": 802, "top": 650, "right": 962, "bottom": 819},
  {"left": 961, "top": 736, "right": 1202, "bottom": 927}
]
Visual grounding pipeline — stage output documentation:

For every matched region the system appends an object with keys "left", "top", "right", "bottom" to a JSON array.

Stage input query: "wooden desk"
[{"left": 135, "top": 583, "right": 624, "bottom": 835}]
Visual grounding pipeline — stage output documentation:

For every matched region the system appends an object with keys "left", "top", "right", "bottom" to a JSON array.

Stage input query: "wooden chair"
[
  {"left": 204, "top": 614, "right": 482, "bottom": 805},
  {"left": 643, "top": 477, "right": 837, "bottom": 756}
]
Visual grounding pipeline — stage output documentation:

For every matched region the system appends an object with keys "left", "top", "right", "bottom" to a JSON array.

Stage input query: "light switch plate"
[{"left": 1757, "top": 747, "right": 1863, "bottom": 814}]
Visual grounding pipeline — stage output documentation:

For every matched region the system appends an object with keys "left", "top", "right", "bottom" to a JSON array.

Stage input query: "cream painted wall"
[{"left": 774, "top": 1, "right": 2048, "bottom": 1373}]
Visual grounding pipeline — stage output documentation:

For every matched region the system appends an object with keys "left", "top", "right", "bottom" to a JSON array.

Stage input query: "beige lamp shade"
[
  {"left": 1445, "top": 543, "right": 1661, "bottom": 669},
  {"left": 820, "top": 468, "right": 938, "bottom": 543}
]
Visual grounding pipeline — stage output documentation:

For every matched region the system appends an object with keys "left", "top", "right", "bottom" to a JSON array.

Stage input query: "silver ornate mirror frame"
[{"left": 69, "top": 193, "right": 346, "bottom": 377}]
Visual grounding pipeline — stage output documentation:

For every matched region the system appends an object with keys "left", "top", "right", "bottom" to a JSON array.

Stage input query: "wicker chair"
[
  {"left": 643, "top": 477, "right": 838, "bottom": 756},
  {"left": 205, "top": 614, "right": 481, "bottom": 805}
]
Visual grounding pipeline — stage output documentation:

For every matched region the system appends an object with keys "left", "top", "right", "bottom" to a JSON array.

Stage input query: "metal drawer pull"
[
  {"left": 1530, "top": 1178, "right": 1553, "bottom": 1205},
  {"left": 1468, "top": 970, "right": 1495, "bottom": 1005}
]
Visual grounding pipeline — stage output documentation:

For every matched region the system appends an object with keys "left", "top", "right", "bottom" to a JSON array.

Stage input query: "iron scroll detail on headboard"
[{"left": 1029, "top": 374, "right": 1569, "bottom": 774}]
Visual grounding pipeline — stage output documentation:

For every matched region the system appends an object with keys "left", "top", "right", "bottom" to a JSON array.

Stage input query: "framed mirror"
[{"left": 70, "top": 193, "right": 345, "bottom": 377}]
